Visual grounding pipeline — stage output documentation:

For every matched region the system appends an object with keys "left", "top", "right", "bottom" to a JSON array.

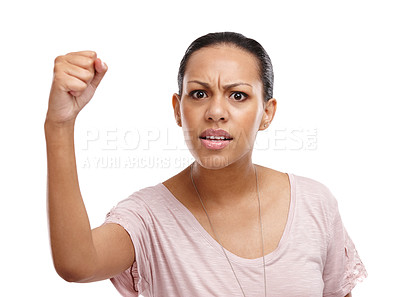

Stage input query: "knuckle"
[
  {"left": 53, "top": 63, "right": 61, "bottom": 73},
  {"left": 53, "top": 69, "right": 65, "bottom": 82},
  {"left": 87, "top": 51, "right": 97, "bottom": 58},
  {"left": 52, "top": 73, "right": 68, "bottom": 90},
  {"left": 83, "top": 57, "right": 94, "bottom": 67},
  {"left": 53, "top": 61, "right": 67, "bottom": 75},
  {"left": 52, "top": 75, "right": 61, "bottom": 86},
  {"left": 54, "top": 55, "right": 64, "bottom": 64},
  {"left": 81, "top": 69, "right": 93, "bottom": 82}
]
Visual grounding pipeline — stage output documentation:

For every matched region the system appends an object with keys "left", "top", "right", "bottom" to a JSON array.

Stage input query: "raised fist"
[{"left": 46, "top": 51, "right": 108, "bottom": 125}]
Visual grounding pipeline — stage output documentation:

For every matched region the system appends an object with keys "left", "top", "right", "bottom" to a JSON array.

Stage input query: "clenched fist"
[{"left": 46, "top": 51, "right": 108, "bottom": 125}]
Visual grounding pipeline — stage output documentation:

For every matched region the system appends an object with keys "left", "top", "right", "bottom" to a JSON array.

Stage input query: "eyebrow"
[{"left": 187, "top": 80, "right": 253, "bottom": 89}]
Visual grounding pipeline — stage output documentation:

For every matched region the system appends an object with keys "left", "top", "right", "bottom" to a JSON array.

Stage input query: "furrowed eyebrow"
[
  {"left": 187, "top": 80, "right": 253, "bottom": 89},
  {"left": 223, "top": 82, "right": 253, "bottom": 89},
  {"left": 187, "top": 80, "right": 211, "bottom": 88}
]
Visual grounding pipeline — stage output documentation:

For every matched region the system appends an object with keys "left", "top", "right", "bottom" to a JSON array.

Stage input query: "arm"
[
  {"left": 345, "top": 293, "right": 352, "bottom": 297},
  {"left": 45, "top": 51, "right": 134, "bottom": 283}
]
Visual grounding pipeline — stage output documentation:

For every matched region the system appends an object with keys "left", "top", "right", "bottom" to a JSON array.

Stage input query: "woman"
[{"left": 45, "top": 32, "right": 367, "bottom": 296}]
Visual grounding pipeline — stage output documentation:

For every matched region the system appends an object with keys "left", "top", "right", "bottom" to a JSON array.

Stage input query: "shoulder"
[
  {"left": 293, "top": 173, "right": 338, "bottom": 206},
  {"left": 108, "top": 183, "right": 167, "bottom": 218},
  {"left": 259, "top": 166, "right": 339, "bottom": 209},
  {"left": 291, "top": 173, "right": 340, "bottom": 225}
]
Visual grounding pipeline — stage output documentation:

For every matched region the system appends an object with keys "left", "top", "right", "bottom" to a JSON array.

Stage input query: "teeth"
[{"left": 205, "top": 136, "right": 227, "bottom": 140}]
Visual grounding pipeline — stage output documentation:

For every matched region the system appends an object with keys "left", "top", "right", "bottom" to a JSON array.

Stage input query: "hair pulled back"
[{"left": 178, "top": 32, "right": 274, "bottom": 102}]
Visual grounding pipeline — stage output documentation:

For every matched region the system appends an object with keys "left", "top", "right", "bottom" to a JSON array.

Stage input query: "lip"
[
  {"left": 199, "top": 128, "right": 233, "bottom": 150},
  {"left": 199, "top": 128, "right": 233, "bottom": 139}
]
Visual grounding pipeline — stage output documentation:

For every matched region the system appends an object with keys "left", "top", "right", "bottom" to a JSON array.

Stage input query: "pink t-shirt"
[{"left": 103, "top": 173, "right": 367, "bottom": 297}]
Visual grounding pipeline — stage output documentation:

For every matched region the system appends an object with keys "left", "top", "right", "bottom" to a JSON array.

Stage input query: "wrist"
[
  {"left": 44, "top": 116, "right": 76, "bottom": 130},
  {"left": 44, "top": 118, "right": 76, "bottom": 144}
]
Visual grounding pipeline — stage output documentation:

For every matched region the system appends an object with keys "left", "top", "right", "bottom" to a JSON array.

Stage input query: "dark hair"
[{"left": 177, "top": 32, "right": 274, "bottom": 102}]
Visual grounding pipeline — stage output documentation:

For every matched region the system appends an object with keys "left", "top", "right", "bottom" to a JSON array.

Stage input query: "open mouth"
[
  {"left": 199, "top": 136, "right": 233, "bottom": 141},
  {"left": 199, "top": 129, "right": 233, "bottom": 150}
]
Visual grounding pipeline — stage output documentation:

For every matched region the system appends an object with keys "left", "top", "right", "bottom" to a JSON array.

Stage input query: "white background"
[{"left": 1, "top": 0, "right": 398, "bottom": 296}]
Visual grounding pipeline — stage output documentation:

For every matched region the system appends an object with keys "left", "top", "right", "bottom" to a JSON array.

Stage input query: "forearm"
[{"left": 45, "top": 119, "right": 97, "bottom": 281}]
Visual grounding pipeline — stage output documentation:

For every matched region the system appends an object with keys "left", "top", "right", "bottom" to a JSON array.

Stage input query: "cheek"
[
  {"left": 181, "top": 104, "right": 194, "bottom": 123},
  {"left": 181, "top": 100, "right": 205, "bottom": 123},
  {"left": 244, "top": 118, "right": 260, "bottom": 140},
  {"left": 233, "top": 107, "right": 261, "bottom": 127},
  {"left": 180, "top": 104, "right": 203, "bottom": 140}
]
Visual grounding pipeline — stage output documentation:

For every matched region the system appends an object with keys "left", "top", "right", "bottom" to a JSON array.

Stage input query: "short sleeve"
[
  {"left": 103, "top": 194, "right": 152, "bottom": 297},
  {"left": 322, "top": 203, "right": 368, "bottom": 297}
]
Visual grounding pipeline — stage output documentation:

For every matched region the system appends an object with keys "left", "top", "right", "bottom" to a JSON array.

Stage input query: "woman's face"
[{"left": 173, "top": 45, "right": 276, "bottom": 169}]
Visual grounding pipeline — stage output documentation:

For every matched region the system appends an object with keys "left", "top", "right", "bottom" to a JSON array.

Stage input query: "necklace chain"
[{"left": 189, "top": 162, "right": 267, "bottom": 297}]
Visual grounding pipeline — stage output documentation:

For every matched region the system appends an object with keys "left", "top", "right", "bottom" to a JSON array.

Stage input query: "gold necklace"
[{"left": 189, "top": 162, "right": 267, "bottom": 297}]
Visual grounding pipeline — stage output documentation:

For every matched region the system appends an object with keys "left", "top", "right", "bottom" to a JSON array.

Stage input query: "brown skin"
[
  {"left": 45, "top": 48, "right": 352, "bottom": 296},
  {"left": 166, "top": 45, "right": 293, "bottom": 260},
  {"left": 45, "top": 51, "right": 134, "bottom": 282},
  {"left": 169, "top": 45, "right": 352, "bottom": 296},
  {"left": 166, "top": 45, "right": 287, "bottom": 259},
  {"left": 172, "top": 45, "right": 277, "bottom": 208}
]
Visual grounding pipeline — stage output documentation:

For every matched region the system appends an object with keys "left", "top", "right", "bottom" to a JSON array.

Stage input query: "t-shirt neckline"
[{"left": 158, "top": 172, "right": 297, "bottom": 267}]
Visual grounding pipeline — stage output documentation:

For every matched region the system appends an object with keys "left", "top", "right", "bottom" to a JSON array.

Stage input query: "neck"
[{"left": 190, "top": 156, "right": 257, "bottom": 209}]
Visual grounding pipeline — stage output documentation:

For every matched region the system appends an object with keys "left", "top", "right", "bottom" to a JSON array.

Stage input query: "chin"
[{"left": 193, "top": 155, "right": 234, "bottom": 170}]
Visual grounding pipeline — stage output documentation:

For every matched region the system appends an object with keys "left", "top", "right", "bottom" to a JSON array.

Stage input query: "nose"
[{"left": 205, "top": 94, "right": 228, "bottom": 122}]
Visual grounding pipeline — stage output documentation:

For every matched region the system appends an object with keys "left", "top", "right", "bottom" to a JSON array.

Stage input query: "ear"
[
  {"left": 172, "top": 93, "right": 182, "bottom": 127},
  {"left": 259, "top": 98, "right": 277, "bottom": 131}
]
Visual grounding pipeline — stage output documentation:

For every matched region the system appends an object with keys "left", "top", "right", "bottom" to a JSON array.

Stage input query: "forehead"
[{"left": 183, "top": 45, "right": 260, "bottom": 85}]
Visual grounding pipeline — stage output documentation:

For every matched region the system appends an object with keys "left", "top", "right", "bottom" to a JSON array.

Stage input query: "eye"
[
  {"left": 189, "top": 90, "right": 208, "bottom": 99},
  {"left": 230, "top": 91, "right": 248, "bottom": 101}
]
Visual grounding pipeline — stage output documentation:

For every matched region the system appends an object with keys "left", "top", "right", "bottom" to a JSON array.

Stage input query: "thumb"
[{"left": 91, "top": 58, "right": 108, "bottom": 89}]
